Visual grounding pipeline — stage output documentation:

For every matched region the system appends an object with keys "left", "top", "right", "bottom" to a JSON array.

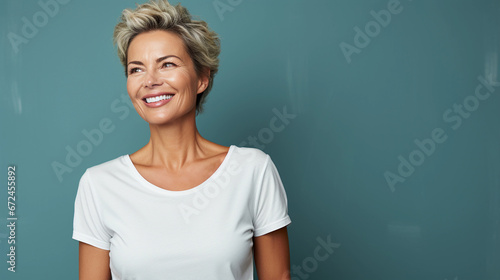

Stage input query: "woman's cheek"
[{"left": 126, "top": 78, "right": 141, "bottom": 99}]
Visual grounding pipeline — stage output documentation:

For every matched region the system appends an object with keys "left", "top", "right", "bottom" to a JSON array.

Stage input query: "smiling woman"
[
  {"left": 126, "top": 30, "right": 205, "bottom": 124},
  {"left": 71, "top": 0, "right": 292, "bottom": 280}
]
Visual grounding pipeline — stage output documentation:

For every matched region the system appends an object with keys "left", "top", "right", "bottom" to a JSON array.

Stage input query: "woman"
[{"left": 72, "top": 0, "right": 291, "bottom": 279}]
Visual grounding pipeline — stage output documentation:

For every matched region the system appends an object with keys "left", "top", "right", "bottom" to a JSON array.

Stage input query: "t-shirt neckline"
[{"left": 123, "top": 145, "right": 235, "bottom": 196}]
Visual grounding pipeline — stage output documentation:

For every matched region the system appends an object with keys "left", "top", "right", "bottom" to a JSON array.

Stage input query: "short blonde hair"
[{"left": 113, "top": 0, "right": 220, "bottom": 115}]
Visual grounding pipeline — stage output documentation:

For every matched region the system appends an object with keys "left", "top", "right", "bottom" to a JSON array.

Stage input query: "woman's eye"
[
  {"left": 163, "top": 62, "right": 176, "bottom": 68},
  {"left": 129, "top": 68, "right": 141, "bottom": 74}
]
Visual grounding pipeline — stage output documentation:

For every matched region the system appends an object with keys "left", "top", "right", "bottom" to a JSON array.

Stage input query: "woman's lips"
[{"left": 142, "top": 94, "right": 174, "bottom": 108}]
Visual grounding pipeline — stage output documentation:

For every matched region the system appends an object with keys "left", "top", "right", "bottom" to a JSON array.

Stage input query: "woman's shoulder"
[
  {"left": 84, "top": 154, "right": 130, "bottom": 178},
  {"left": 230, "top": 145, "right": 270, "bottom": 165}
]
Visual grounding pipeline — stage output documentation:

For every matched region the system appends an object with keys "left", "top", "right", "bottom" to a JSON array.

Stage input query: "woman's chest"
[{"left": 105, "top": 190, "right": 254, "bottom": 278}]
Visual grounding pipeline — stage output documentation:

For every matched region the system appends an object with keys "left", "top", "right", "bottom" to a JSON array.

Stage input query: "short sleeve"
[
  {"left": 72, "top": 169, "right": 111, "bottom": 250},
  {"left": 252, "top": 155, "right": 292, "bottom": 237}
]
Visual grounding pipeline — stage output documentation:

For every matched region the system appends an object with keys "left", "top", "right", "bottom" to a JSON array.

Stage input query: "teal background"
[{"left": 1, "top": 0, "right": 500, "bottom": 279}]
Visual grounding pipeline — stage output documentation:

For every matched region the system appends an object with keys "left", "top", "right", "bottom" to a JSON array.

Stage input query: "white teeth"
[{"left": 145, "top": 94, "right": 173, "bottom": 103}]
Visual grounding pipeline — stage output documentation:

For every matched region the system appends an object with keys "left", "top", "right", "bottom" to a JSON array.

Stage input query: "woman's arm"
[
  {"left": 253, "top": 227, "right": 291, "bottom": 280},
  {"left": 79, "top": 242, "right": 111, "bottom": 280}
]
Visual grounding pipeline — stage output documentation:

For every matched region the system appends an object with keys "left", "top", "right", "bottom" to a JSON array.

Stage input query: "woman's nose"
[{"left": 144, "top": 70, "right": 162, "bottom": 88}]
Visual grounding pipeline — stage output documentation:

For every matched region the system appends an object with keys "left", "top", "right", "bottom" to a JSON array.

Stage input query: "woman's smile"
[{"left": 142, "top": 93, "right": 175, "bottom": 108}]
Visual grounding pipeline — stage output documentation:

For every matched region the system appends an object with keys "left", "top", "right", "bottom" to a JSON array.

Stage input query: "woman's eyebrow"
[
  {"left": 128, "top": 55, "right": 182, "bottom": 66},
  {"left": 156, "top": 55, "right": 182, "bottom": 63}
]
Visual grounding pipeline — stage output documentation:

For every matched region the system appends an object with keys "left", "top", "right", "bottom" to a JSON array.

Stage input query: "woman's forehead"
[{"left": 128, "top": 30, "right": 188, "bottom": 61}]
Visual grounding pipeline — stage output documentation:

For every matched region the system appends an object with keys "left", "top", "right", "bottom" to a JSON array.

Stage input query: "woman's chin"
[
  {"left": 139, "top": 106, "right": 197, "bottom": 126},
  {"left": 142, "top": 114, "right": 183, "bottom": 126},
  {"left": 144, "top": 118, "right": 174, "bottom": 126}
]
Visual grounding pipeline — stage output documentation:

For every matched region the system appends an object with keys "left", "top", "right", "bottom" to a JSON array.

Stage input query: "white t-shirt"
[{"left": 72, "top": 145, "right": 291, "bottom": 280}]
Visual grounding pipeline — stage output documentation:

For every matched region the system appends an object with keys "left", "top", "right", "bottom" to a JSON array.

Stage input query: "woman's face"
[{"left": 126, "top": 30, "right": 208, "bottom": 125}]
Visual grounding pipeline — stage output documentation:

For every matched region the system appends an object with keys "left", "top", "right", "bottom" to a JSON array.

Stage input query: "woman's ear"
[{"left": 197, "top": 68, "right": 210, "bottom": 94}]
